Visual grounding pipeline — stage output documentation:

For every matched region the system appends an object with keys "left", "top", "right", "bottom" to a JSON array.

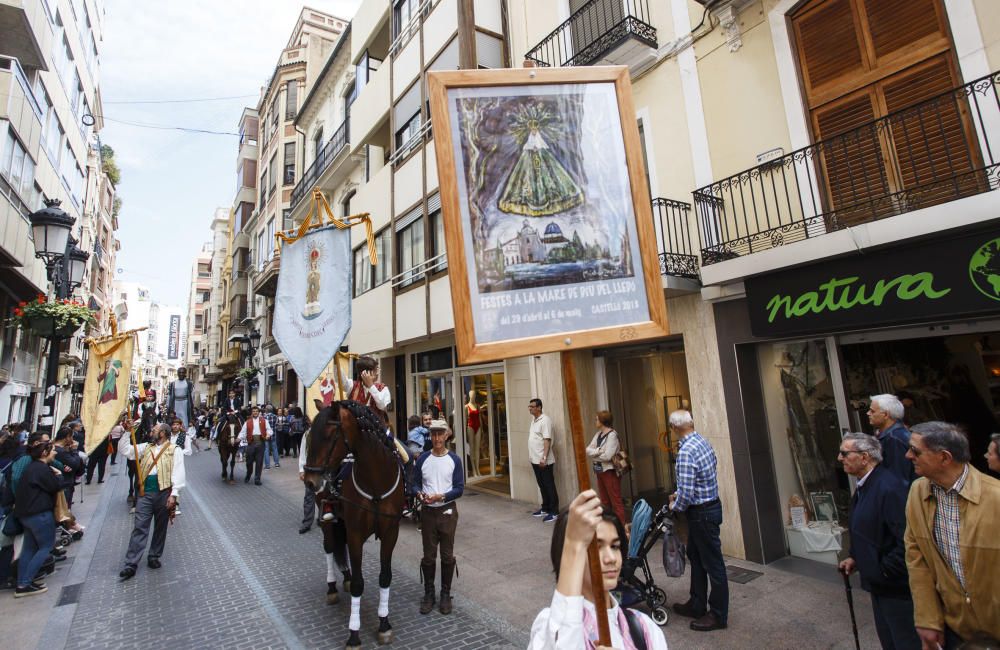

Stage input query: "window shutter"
[
  {"left": 395, "top": 204, "right": 422, "bottom": 232},
  {"left": 794, "top": 0, "right": 865, "bottom": 101},
  {"left": 882, "top": 56, "right": 978, "bottom": 204},
  {"left": 863, "top": 0, "right": 943, "bottom": 62},
  {"left": 426, "top": 193, "right": 441, "bottom": 214},
  {"left": 813, "top": 90, "right": 890, "bottom": 225}
]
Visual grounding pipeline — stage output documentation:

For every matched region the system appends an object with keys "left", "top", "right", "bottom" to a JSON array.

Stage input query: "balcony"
[
  {"left": 289, "top": 118, "right": 350, "bottom": 210},
  {"left": 525, "top": 0, "right": 656, "bottom": 73},
  {"left": 0, "top": 55, "right": 43, "bottom": 147},
  {"left": 217, "top": 346, "right": 241, "bottom": 369},
  {"left": 254, "top": 247, "right": 280, "bottom": 298},
  {"left": 0, "top": 2, "right": 47, "bottom": 69},
  {"left": 651, "top": 198, "right": 700, "bottom": 292},
  {"left": 694, "top": 71, "right": 1000, "bottom": 268}
]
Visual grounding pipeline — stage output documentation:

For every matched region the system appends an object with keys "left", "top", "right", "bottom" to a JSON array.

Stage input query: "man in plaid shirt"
[
  {"left": 263, "top": 405, "right": 280, "bottom": 470},
  {"left": 666, "top": 410, "right": 728, "bottom": 632}
]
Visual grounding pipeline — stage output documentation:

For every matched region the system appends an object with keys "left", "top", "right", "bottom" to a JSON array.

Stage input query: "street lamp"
[
  {"left": 248, "top": 328, "right": 262, "bottom": 351},
  {"left": 28, "top": 199, "right": 90, "bottom": 432}
]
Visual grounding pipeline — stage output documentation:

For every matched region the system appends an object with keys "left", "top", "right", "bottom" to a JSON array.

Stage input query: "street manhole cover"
[{"left": 726, "top": 565, "right": 763, "bottom": 584}]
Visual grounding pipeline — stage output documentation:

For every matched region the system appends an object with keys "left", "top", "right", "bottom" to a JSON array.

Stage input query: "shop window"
[
  {"left": 758, "top": 340, "right": 845, "bottom": 564},
  {"left": 412, "top": 347, "right": 453, "bottom": 373}
]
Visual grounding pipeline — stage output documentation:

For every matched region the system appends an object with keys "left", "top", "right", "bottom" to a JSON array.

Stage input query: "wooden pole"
[{"left": 561, "top": 351, "right": 612, "bottom": 647}]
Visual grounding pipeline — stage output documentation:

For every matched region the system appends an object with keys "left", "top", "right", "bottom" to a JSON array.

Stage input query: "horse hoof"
[
  {"left": 346, "top": 631, "right": 362, "bottom": 649},
  {"left": 342, "top": 579, "right": 351, "bottom": 594},
  {"left": 377, "top": 630, "right": 393, "bottom": 645},
  {"left": 327, "top": 592, "right": 339, "bottom": 604}
]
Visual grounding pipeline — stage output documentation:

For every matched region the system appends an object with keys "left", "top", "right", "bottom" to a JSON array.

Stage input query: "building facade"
[
  {"left": 506, "top": 0, "right": 1000, "bottom": 564},
  {"left": 184, "top": 242, "right": 212, "bottom": 403},
  {"left": 0, "top": 0, "right": 108, "bottom": 427}
]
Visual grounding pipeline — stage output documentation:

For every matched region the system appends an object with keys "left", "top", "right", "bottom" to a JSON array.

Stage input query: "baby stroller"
[{"left": 614, "top": 499, "right": 672, "bottom": 626}]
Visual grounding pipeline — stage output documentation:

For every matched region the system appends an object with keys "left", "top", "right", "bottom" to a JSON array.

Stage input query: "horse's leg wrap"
[
  {"left": 378, "top": 586, "right": 390, "bottom": 618},
  {"left": 349, "top": 596, "right": 362, "bottom": 631},
  {"left": 326, "top": 552, "right": 337, "bottom": 583}
]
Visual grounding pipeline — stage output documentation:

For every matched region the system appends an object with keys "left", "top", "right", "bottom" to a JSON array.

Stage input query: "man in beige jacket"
[{"left": 904, "top": 421, "right": 1000, "bottom": 649}]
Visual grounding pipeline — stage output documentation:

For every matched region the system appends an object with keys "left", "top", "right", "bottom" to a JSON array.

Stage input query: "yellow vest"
[{"left": 139, "top": 442, "right": 175, "bottom": 491}]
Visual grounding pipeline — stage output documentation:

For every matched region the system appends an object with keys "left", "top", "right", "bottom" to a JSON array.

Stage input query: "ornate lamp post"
[{"left": 28, "top": 199, "right": 89, "bottom": 432}]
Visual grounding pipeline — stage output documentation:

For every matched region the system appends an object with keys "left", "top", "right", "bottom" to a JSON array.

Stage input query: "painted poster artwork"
[{"left": 447, "top": 82, "right": 649, "bottom": 343}]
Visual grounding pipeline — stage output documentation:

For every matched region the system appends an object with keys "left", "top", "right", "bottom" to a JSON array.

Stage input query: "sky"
[{"left": 101, "top": 0, "right": 362, "bottom": 309}]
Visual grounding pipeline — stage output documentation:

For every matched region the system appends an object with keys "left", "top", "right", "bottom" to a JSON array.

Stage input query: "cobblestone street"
[{"left": 61, "top": 450, "right": 518, "bottom": 650}]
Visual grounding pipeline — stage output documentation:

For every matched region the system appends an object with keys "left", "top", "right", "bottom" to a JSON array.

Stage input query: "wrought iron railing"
[
  {"left": 525, "top": 0, "right": 656, "bottom": 68},
  {"left": 290, "top": 117, "right": 350, "bottom": 209},
  {"left": 694, "top": 71, "right": 1000, "bottom": 265},
  {"left": 651, "top": 198, "right": 700, "bottom": 280}
]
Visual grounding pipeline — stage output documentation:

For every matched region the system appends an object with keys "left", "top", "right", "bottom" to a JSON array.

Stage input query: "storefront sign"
[{"left": 746, "top": 228, "right": 1000, "bottom": 337}]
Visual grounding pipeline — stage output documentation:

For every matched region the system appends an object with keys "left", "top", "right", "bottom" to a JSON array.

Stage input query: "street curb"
[{"left": 35, "top": 464, "right": 120, "bottom": 650}]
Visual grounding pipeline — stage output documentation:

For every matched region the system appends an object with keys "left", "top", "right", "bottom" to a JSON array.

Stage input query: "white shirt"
[
  {"left": 236, "top": 416, "right": 274, "bottom": 444},
  {"left": 298, "top": 432, "right": 308, "bottom": 473},
  {"left": 170, "top": 432, "right": 194, "bottom": 456},
  {"left": 118, "top": 437, "right": 186, "bottom": 497},
  {"left": 529, "top": 590, "right": 668, "bottom": 650},
  {"left": 420, "top": 452, "right": 457, "bottom": 508},
  {"left": 529, "top": 413, "right": 555, "bottom": 465},
  {"left": 340, "top": 376, "right": 391, "bottom": 412}
]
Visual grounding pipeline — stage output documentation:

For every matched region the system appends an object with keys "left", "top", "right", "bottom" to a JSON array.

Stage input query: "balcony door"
[
  {"left": 568, "top": 0, "right": 625, "bottom": 66},
  {"left": 792, "top": 0, "right": 981, "bottom": 226}
]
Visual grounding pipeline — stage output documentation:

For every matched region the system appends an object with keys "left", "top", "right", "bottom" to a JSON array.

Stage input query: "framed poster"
[
  {"left": 810, "top": 491, "right": 838, "bottom": 523},
  {"left": 428, "top": 66, "right": 669, "bottom": 364}
]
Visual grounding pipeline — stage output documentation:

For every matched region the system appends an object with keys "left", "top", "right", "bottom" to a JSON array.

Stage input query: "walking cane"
[{"left": 841, "top": 569, "right": 861, "bottom": 650}]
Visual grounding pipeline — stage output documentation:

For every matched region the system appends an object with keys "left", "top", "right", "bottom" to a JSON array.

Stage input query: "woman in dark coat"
[{"left": 13, "top": 437, "right": 61, "bottom": 596}]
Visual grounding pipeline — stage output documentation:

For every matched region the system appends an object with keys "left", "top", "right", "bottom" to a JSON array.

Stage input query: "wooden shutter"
[
  {"left": 794, "top": 0, "right": 865, "bottom": 99},
  {"left": 863, "top": 0, "right": 944, "bottom": 62},
  {"left": 813, "top": 90, "right": 891, "bottom": 225},
  {"left": 882, "top": 55, "right": 980, "bottom": 205}
]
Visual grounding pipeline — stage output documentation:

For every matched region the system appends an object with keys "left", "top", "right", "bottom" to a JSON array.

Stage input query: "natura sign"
[{"left": 745, "top": 229, "right": 1000, "bottom": 337}]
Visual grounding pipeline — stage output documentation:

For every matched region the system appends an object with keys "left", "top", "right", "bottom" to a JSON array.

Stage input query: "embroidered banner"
[
  {"left": 273, "top": 224, "right": 352, "bottom": 387},
  {"left": 81, "top": 333, "right": 135, "bottom": 454}
]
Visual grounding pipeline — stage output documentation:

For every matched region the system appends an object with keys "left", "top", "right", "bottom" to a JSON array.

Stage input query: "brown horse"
[
  {"left": 304, "top": 400, "right": 405, "bottom": 649},
  {"left": 216, "top": 413, "right": 241, "bottom": 483}
]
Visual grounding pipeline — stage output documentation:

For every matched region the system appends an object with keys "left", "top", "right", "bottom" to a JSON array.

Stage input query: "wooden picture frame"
[{"left": 427, "top": 66, "right": 669, "bottom": 364}]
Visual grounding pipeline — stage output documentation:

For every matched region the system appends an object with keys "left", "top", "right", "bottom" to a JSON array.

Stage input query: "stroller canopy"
[{"left": 629, "top": 499, "right": 652, "bottom": 558}]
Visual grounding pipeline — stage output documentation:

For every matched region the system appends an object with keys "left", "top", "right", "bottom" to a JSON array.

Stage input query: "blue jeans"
[
  {"left": 17, "top": 511, "right": 55, "bottom": 588},
  {"left": 264, "top": 437, "right": 280, "bottom": 468},
  {"left": 685, "top": 500, "right": 729, "bottom": 624}
]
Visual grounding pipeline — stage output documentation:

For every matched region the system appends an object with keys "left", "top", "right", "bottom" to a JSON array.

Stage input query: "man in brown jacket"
[{"left": 904, "top": 421, "right": 1000, "bottom": 648}]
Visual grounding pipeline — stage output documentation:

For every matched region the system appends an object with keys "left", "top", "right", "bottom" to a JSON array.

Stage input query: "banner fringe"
[{"left": 275, "top": 188, "right": 377, "bottom": 265}]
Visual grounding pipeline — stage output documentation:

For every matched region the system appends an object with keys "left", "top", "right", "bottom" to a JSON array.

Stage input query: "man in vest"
[
  {"left": 118, "top": 423, "right": 185, "bottom": 580},
  {"left": 237, "top": 406, "right": 273, "bottom": 486}
]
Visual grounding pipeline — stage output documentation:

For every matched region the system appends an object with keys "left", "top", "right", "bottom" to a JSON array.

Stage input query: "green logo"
[
  {"left": 968, "top": 238, "right": 1000, "bottom": 301},
  {"left": 766, "top": 273, "right": 951, "bottom": 323}
]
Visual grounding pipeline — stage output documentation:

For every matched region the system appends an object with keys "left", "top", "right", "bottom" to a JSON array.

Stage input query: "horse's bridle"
[{"left": 302, "top": 407, "right": 348, "bottom": 491}]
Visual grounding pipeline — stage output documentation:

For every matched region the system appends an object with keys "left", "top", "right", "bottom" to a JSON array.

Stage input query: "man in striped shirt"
[{"left": 667, "top": 410, "right": 728, "bottom": 632}]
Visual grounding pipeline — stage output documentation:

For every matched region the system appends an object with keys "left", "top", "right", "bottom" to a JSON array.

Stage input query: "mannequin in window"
[{"left": 466, "top": 390, "right": 482, "bottom": 478}]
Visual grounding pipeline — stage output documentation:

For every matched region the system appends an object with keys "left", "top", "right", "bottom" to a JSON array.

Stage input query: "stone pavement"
[
  {"left": 59, "top": 449, "right": 517, "bottom": 650},
  {"left": 2, "top": 446, "right": 882, "bottom": 649}
]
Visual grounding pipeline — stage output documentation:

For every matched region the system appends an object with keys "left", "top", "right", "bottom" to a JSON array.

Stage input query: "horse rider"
[
  {"left": 236, "top": 406, "right": 273, "bottom": 486},
  {"left": 118, "top": 423, "right": 185, "bottom": 580}
]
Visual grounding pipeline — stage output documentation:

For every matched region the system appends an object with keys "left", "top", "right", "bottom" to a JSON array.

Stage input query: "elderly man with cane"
[{"left": 837, "top": 433, "right": 918, "bottom": 650}]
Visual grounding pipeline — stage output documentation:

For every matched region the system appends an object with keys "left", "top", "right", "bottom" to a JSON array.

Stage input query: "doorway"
[
  {"left": 603, "top": 343, "right": 690, "bottom": 510},
  {"left": 460, "top": 372, "right": 509, "bottom": 494}
]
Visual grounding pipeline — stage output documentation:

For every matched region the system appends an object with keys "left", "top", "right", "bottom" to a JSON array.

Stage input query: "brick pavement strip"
[{"left": 65, "top": 450, "right": 519, "bottom": 650}]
